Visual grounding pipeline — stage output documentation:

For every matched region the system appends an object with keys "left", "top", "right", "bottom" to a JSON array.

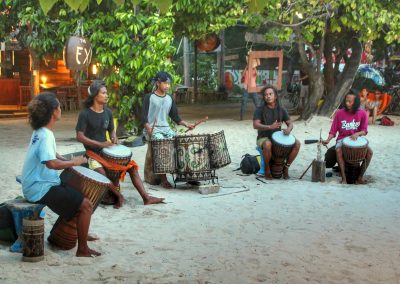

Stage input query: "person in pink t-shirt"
[{"left": 322, "top": 89, "right": 373, "bottom": 184}]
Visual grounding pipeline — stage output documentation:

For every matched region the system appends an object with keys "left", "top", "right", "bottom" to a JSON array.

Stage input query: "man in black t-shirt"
[
  {"left": 253, "top": 85, "right": 301, "bottom": 179},
  {"left": 76, "top": 80, "right": 164, "bottom": 207}
]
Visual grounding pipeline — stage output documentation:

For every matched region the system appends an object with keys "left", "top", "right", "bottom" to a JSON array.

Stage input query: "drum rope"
[{"left": 86, "top": 150, "right": 138, "bottom": 182}]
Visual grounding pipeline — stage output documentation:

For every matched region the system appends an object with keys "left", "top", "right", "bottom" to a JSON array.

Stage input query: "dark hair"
[
  {"left": 153, "top": 71, "right": 172, "bottom": 83},
  {"left": 260, "top": 85, "right": 279, "bottom": 105},
  {"left": 28, "top": 92, "right": 60, "bottom": 130},
  {"left": 84, "top": 80, "right": 106, "bottom": 108},
  {"left": 343, "top": 92, "right": 361, "bottom": 113},
  {"left": 260, "top": 85, "right": 283, "bottom": 122}
]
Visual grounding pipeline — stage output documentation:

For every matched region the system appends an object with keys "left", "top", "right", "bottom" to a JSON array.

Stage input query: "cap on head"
[
  {"left": 88, "top": 80, "right": 106, "bottom": 97},
  {"left": 153, "top": 71, "right": 172, "bottom": 83}
]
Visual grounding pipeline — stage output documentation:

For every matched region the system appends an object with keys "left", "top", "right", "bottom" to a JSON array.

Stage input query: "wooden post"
[
  {"left": 193, "top": 41, "right": 198, "bottom": 103},
  {"left": 311, "top": 159, "right": 326, "bottom": 182}
]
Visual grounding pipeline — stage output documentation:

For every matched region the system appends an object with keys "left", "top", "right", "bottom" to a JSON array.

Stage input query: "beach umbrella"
[
  {"left": 356, "top": 64, "right": 385, "bottom": 86},
  {"left": 352, "top": 77, "right": 381, "bottom": 92}
]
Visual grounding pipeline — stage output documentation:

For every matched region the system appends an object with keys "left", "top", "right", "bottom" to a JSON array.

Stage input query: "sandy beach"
[{"left": 1, "top": 102, "right": 400, "bottom": 283}]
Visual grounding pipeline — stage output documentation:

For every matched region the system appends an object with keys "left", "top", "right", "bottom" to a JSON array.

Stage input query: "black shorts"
[{"left": 38, "top": 184, "right": 84, "bottom": 220}]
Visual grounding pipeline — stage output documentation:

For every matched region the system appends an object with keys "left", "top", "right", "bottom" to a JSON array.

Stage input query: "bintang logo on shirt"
[
  {"left": 32, "top": 134, "right": 39, "bottom": 145},
  {"left": 341, "top": 119, "right": 360, "bottom": 130}
]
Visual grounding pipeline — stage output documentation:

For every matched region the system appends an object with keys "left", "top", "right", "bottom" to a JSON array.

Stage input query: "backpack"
[
  {"left": 239, "top": 154, "right": 260, "bottom": 174},
  {"left": 380, "top": 115, "right": 394, "bottom": 126}
]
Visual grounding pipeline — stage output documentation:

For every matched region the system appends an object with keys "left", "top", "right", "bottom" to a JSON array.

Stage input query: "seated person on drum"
[
  {"left": 253, "top": 85, "right": 301, "bottom": 179},
  {"left": 142, "top": 71, "right": 195, "bottom": 188},
  {"left": 76, "top": 80, "right": 164, "bottom": 206},
  {"left": 21, "top": 92, "right": 100, "bottom": 257},
  {"left": 322, "top": 88, "right": 373, "bottom": 184}
]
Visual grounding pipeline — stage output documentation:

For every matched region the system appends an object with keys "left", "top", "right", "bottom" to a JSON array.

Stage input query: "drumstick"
[{"left": 184, "top": 116, "right": 208, "bottom": 133}]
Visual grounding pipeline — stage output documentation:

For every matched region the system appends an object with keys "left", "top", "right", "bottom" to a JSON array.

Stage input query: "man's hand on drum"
[
  {"left": 100, "top": 141, "right": 115, "bottom": 148},
  {"left": 72, "top": 156, "right": 88, "bottom": 166},
  {"left": 110, "top": 136, "right": 119, "bottom": 144},
  {"left": 283, "top": 128, "right": 291, "bottom": 135},
  {"left": 271, "top": 120, "right": 282, "bottom": 130},
  {"left": 350, "top": 133, "right": 360, "bottom": 140}
]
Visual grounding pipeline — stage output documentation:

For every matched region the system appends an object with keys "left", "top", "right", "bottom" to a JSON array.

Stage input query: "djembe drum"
[
  {"left": 208, "top": 130, "right": 231, "bottom": 169},
  {"left": 101, "top": 145, "right": 133, "bottom": 182},
  {"left": 22, "top": 218, "right": 44, "bottom": 262},
  {"left": 270, "top": 131, "right": 295, "bottom": 179},
  {"left": 48, "top": 166, "right": 111, "bottom": 250},
  {"left": 151, "top": 138, "right": 176, "bottom": 174},
  {"left": 342, "top": 136, "right": 368, "bottom": 184},
  {"left": 175, "top": 134, "right": 212, "bottom": 182}
]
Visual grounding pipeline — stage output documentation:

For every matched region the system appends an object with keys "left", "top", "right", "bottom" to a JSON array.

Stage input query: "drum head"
[
  {"left": 342, "top": 136, "right": 368, "bottom": 147},
  {"left": 102, "top": 144, "right": 132, "bottom": 158},
  {"left": 71, "top": 166, "right": 111, "bottom": 184},
  {"left": 271, "top": 131, "right": 295, "bottom": 146}
]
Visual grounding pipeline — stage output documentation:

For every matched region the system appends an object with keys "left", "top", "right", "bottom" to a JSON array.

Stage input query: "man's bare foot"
[
  {"left": 356, "top": 177, "right": 367, "bottom": 184},
  {"left": 112, "top": 192, "right": 125, "bottom": 209},
  {"left": 340, "top": 179, "right": 347, "bottom": 184},
  {"left": 88, "top": 235, "right": 99, "bottom": 241},
  {"left": 76, "top": 247, "right": 101, "bottom": 257},
  {"left": 265, "top": 173, "right": 273, "bottom": 180},
  {"left": 144, "top": 196, "right": 165, "bottom": 205},
  {"left": 161, "top": 180, "right": 172, "bottom": 189}
]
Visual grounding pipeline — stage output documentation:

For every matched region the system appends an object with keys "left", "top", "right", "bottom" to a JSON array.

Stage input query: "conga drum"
[
  {"left": 271, "top": 131, "right": 295, "bottom": 159},
  {"left": 342, "top": 136, "right": 368, "bottom": 184},
  {"left": 175, "top": 134, "right": 212, "bottom": 182},
  {"left": 101, "top": 144, "right": 133, "bottom": 182},
  {"left": 151, "top": 138, "right": 176, "bottom": 174},
  {"left": 48, "top": 166, "right": 112, "bottom": 250},
  {"left": 208, "top": 130, "right": 231, "bottom": 169}
]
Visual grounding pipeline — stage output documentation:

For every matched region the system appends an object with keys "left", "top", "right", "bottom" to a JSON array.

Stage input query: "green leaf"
[
  {"left": 39, "top": 0, "right": 57, "bottom": 15},
  {"left": 65, "top": 0, "right": 83, "bottom": 11},
  {"left": 114, "top": 0, "right": 125, "bottom": 6},
  {"left": 97, "top": 0, "right": 103, "bottom": 4},
  {"left": 79, "top": 0, "right": 90, "bottom": 12},
  {"left": 152, "top": 0, "right": 173, "bottom": 13}
]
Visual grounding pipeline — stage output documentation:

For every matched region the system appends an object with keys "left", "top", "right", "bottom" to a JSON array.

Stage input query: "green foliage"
[{"left": 88, "top": 7, "right": 176, "bottom": 131}]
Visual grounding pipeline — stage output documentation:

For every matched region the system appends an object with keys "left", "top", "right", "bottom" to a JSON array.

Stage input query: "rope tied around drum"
[{"left": 86, "top": 150, "right": 139, "bottom": 182}]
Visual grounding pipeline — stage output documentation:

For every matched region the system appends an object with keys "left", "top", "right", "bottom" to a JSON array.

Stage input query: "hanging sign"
[{"left": 63, "top": 36, "right": 92, "bottom": 71}]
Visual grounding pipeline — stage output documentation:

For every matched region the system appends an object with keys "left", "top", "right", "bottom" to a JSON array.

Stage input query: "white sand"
[{"left": 1, "top": 105, "right": 400, "bottom": 284}]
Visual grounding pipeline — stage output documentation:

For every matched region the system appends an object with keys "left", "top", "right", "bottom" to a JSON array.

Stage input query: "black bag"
[
  {"left": 324, "top": 146, "right": 337, "bottom": 168},
  {"left": 240, "top": 154, "right": 260, "bottom": 174}
]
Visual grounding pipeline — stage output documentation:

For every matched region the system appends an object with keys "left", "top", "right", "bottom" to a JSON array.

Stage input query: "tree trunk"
[
  {"left": 319, "top": 39, "right": 362, "bottom": 116},
  {"left": 301, "top": 71, "right": 325, "bottom": 119}
]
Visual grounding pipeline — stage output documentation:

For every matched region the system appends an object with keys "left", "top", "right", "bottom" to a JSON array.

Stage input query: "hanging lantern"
[
  {"left": 63, "top": 36, "right": 92, "bottom": 71},
  {"left": 196, "top": 34, "right": 221, "bottom": 52}
]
